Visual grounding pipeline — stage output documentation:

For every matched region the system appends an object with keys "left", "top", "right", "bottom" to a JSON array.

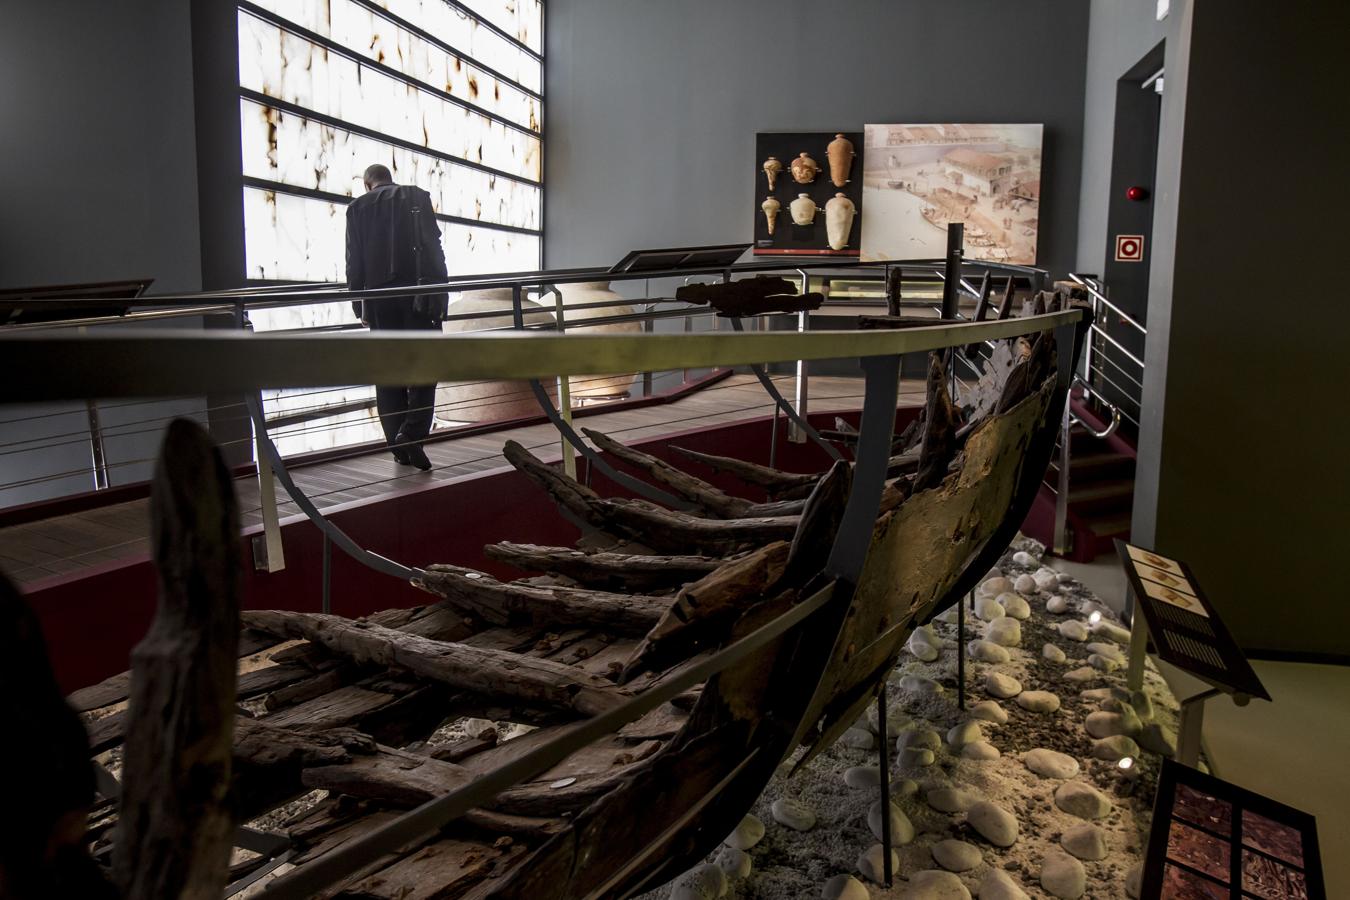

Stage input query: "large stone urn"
[
  {"left": 557, "top": 281, "right": 640, "bottom": 400},
  {"left": 436, "top": 288, "right": 557, "bottom": 424}
]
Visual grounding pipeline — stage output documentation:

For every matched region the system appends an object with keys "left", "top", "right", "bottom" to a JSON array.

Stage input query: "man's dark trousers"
[{"left": 367, "top": 294, "right": 438, "bottom": 447}]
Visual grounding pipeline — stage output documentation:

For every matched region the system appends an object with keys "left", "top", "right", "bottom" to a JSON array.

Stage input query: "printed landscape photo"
[{"left": 860, "top": 123, "right": 1043, "bottom": 264}]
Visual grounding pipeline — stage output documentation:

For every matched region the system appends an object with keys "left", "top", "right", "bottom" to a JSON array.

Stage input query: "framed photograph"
[{"left": 860, "top": 124, "right": 1043, "bottom": 264}]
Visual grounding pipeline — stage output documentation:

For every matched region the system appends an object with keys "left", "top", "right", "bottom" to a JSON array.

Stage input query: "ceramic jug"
[
  {"left": 439, "top": 288, "right": 556, "bottom": 422},
  {"left": 762, "top": 156, "right": 783, "bottom": 192},
  {"left": 790, "top": 193, "right": 818, "bottom": 226},
  {"left": 761, "top": 196, "right": 781, "bottom": 235},
  {"left": 557, "top": 281, "right": 640, "bottom": 399},
  {"left": 825, "top": 193, "right": 856, "bottom": 250},
  {"left": 826, "top": 134, "right": 855, "bottom": 187},
  {"left": 790, "top": 152, "right": 819, "bottom": 184}
]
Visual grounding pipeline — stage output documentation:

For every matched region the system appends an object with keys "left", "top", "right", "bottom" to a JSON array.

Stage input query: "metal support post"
[
  {"left": 321, "top": 532, "right": 332, "bottom": 614},
  {"left": 552, "top": 289, "right": 576, "bottom": 479},
  {"left": 942, "top": 223, "right": 964, "bottom": 319},
  {"left": 85, "top": 400, "right": 110, "bottom": 490},
  {"left": 1052, "top": 400, "right": 1072, "bottom": 556},
  {"left": 875, "top": 684, "right": 894, "bottom": 887},
  {"left": 789, "top": 269, "right": 811, "bottom": 443},
  {"left": 252, "top": 419, "right": 286, "bottom": 573},
  {"left": 1175, "top": 688, "right": 1220, "bottom": 768},
  {"left": 768, "top": 405, "right": 780, "bottom": 469},
  {"left": 1125, "top": 591, "right": 1148, "bottom": 692},
  {"left": 956, "top": 594, "right": 967, "bottom": 711}
]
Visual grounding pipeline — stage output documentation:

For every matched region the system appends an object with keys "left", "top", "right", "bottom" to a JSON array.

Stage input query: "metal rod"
[
  {"left": 551, "top": 288, "right": 576, "bottom": 479},
  {"left": 877, "top": 684, "right": 894, "bottom": 887},
  {"left": 1126, "top": 592, "right": 1148, "bottom": 692},
  {"left": 1175, "top": 688, "right": 1221, "bottom": 767},
  {"left": 85, "top": 400, "right": 110, "bottom": 490},
  {"left": 957, "top": 594, "right": 967, "bottom": 711},
  {"left": 1053, "top": 400, "right": 1073, "bottom": 556},
  {"left": 941, "top": 223, "right": 964, "bottom": 319}
]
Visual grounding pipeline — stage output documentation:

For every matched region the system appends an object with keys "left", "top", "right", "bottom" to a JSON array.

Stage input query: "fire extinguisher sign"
[{"left": 1115, "top": 234, "right": 1145, "bottom": 262}]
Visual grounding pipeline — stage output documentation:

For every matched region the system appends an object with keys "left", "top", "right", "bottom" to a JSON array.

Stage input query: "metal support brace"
[
  {"left": 790, "top": 269, "right": 811, "bottom": 444},
  {"left": 956, "top": 594, "right": 967, "bottom": 711},
  {"left": 252, "top": 416, "right": 287, "bottom": 573},
  {"left": 85, "top": 400, "right": 110, "bottom": 490},
  {"left": 551, "top": 288, "right": 576, "bottom": 478},
  {"left": 1126, "top": 591, "right": 1148, "bottom": 693},
  {"left": 728, "top": 317, "right": 843, "bottom": 462},
  {"left": 876, "top": 684, "right": 894, "bottom": 887},
  {"left": 1053, "top": 400, "right": 1072, "bottom": 556},
  {"left": 1175, "top": 688, "right": 1221, "bottom": 768}
]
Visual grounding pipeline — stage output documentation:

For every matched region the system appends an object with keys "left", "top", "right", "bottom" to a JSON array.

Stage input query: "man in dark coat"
[{"left": 346, "top": 164, "right": 449, "bottom": 470}]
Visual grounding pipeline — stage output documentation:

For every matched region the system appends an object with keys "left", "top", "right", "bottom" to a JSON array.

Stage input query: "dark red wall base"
[{"left": 28, "top": 406, "right": 917, "bottom": 693}]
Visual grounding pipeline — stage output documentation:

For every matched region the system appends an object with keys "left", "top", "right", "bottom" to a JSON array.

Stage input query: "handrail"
[
  {"left": 1068, "top": 272, "right": 1147, "bottom": 336},
  {"left": 0, "top": 310, "right": 1084, "bottom": 403}
]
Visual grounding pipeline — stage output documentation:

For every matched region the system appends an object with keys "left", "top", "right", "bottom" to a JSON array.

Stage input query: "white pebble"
[
  {"left": 670, "top": 863, "right": 727, "bottom": 900},
  {"left": 984, "top": 617, "right": 1022, "bottom": 647},
  {"left": 1088, "top": 653, "right": 1121, "bottom": 673},
  {"left": 932, "top": 839, "right": 982, "bottom": 872},
  {"left": 997, "top": 592, "right": 1031, "bottom": 619},
  {"left": 967, "top": 639, "right": 1011, "bottom": 664},
  {"left": 1054, "top": 781, "right": 1112, "bottom": 820},
  {"left": 926, "top": 785, "right": 975, "bottom": 813},
  {"left": 1056, "top": 572, "right": 1075, "bottom": 586},
  {"left": 841, "top": 727, "right": 876, "bottom": 749},
  {"left": 946, "top": 720, "right": 983, "bottom": 749},
  {"left": 1092, "top": 735, "right": 1141, "bottom": 761},
  {"left": 1012, "top": 550, "right": 1037, "bottom": 567},
  {"left": 961, "top": 740, "right": 1001, "bottom": 760},
  {"left": 715, "top": 846, "right": 752, "bottom": 878},
  {"left": 844, "top": 766, "right": 880, "bottom": 790},
  {"left": 902, "top": 869, "right": 972, "bottom": 899},
  {"left": 820, "top": 873, "right": 869, "bottom": 900},
  {"left": 1062, "top": 666, "right": 1098, "bottom": 683},
  {"left": 1033, "top": 567, "right": 1059, "bottom": 592},
  {"left": 1042, "top": 642, "right": 1067, "bottom": 663},
  {"left": 723, "top": 814, "right": 765, "bottom": 850},
  {"left": 1015, "top": 690, "right": 1061, "bottom": 713},
  {"left": 1060, "top": 822, "right": 1108, "bottom": 861},
  {"left": 898, "top": 674, "right": 945, "bottom": 696},
  {"left": 1139, "top": 722, "right": 1177, "bottom": 756},
  {"left": 977, "top": 575, "right": 1014, "bottom": 598},
  {"left": 1124, "top": 863, "right": 1143, "bottom": 898},
  {"left": 1040, "top": 850, "right": 1086, "bottom": 899},
  {"left": 1023, "top": 748, "right": 1079, "bottom": 779},
  {"left": 973, "top": 594, "right": 1005, "bottom": 621},
  {"left": 898, "top": 747, "right": 935, "bottom": 768},
  {"left": 892, "top": 778, "right": 919, "bottom": 798},
  {"left": 867, "top": 799, "right": 915, "bottom": 844},
  {"left": 906, "top": 629, "right": 941, "bottom": 662},
  {"left": 1085, "top": 641, "right": 1125, "bottom": 661},
  {"left": 896, "top": 727, "right": 941, "bottom": 753},
  {"left": 856, "top": 843, "right": 899, "bottom": 885},
  {"left": 966, "top": 799, "right": 1019, "bottom": 846},
  {"left": 969, "top": 699, "right": 1008, "bottom": 725},
  {"left": 1079, "top": 687, "right": 1120, "bottom": 703},
  {"left": 984, "top": 671, "right": 1022, "bottom": 699},
  {"left": 1090, "top": 620, "right": 1131, "bottom": 643},
  {"left": 771, "top": 797, "right": 817, "bottom": 831},
  {"left": 1045, "top": 594, "right": 1071, "bottom": 614},
  {"left": 1013, "top": 573, "right": 1038, "bottom": 594},
  {"left": 1057, "top": 620, "right": 1089, "bottom": 641},
  {"left": 980, "top": 869, "right": 1030, "bottom": 900},
  {"left": 1085, "top": 708, "right": 1141, "bottom": 739}
]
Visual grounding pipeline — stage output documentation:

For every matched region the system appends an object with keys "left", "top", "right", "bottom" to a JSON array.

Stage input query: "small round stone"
[
  {"left": 974, "top": 595, "right": 1006, "bottom": 621},
  {"left": 771, "top": 797, "right": 817, "bottom": 832},
  {"left": 1060, "top": 822, "right": 1108, "bottom": 861},
  {"left": 984, "top": 671, "right": 1022, "bottom": 699},
  {"left": 967, "top": 639, "right": 1011, "bottom": 664},
  {"left": 723, "top": 814, "right": 765, "bottom": 850},
  {"left": 1091, "top": 734, "right": 1141, "bottom": 761},
  {"left": 907, "top": 628, "right": 942, "bottom": 662},
  {"left": 969, "top": 699, "right": 1008, "bottom": 725},
  {"left": 1058, "top": 620, "right": 1089, "bottom": 641},
  {"left": 898, "top": 674, "right": 945, "bottom": 696},
  {"left": 820, "top": 873, "right": 869, "bottom": 900},
  {"left": 903, "top": 869, "right": 972, "bottom": 899},
  {"left": 1062, "top": 666, "right": 1099, "bottom": 683},
  {"left": 1016, "top": 690, "right": 1061, "bottom": 713},
  {"left": 670, "top": 863, "right": 727, "bottom": 900},
  {"left": 984, "top": 617, "right": 1022, "bottom": 647},
  {"left": 841, "top": 727, "right": 876, "bottom": 749},
  {"left": 1033, "top": 567, "right": 1059, "bottom": 591},
  {"left": 978, "top": 576, "right": 1014, "bottom": 598},
  {"left": 1085, "top": 641, "right": 1125, "bottom": 661},
  {"left": 980, "top": 868, "right": 1030, "bottom": 899},
  {"left": 1054, "top": 782, "right": 1112, "bottom": 820},
  {"left": 1088, "top": 653, "right": 1121, "bottom": 672},
  {"left": 961, "top": 740, "right": 1000, "bottom": 760},
  {"left": 1040, "top": 850, "right": 1086, "bottom": 899},
  {"left": 997, "top": 592, "right": 1031, "bottom": 619},
  {"left": 844, "top": 766, "right": 880, "bottom": 790},
  {"left": 1139, "top": 722, "right": 1177, "bottom": 756},
  {"left": 1045, "top": 594, "right": 1071, "bottom": 614},
  {"left": 1125, "top": 863, "right": 1143, "bottom": 898},
  {"left": 1012, "top": 550, "right": 1038, "bottom": 567},
  {"left": 856, "top": 843, "right": 900, "bottom": 885},
  {"left": 715, "top": 846, "right": 752, "bottom": 878},
  {"left": 867, "top": 799, "right": 915, "bottom": 844},
  {"left": 897, "top": 727, "right": 942, "bottom": 753},
  {"left": 1023, "top": 748, "right": 1079, "bottom": 779},
  {"left": 1013, "top": 573, "right": 1038, "bottom": 594},
  {"left": 898, "top": 747, "right": 935, "bottom": 768},
  {"left": 1085, "top": 709, "right": 1141, "bottom": 739},
  {"left": 966, "top": 799, "right": 1019, "bottom": 847},
  {"left": 932, "top": 839, "right": 982, "bottom": 872},
  {"left": 891, "top": 778, "right": 919, "bottom": 798},
  {"left": 947, "top": 720, "right": 983, "bottom": 749},
  {"left": 1042, "top": 642, "right": 1067, "bottom": 663},
  {"left": 926, "top": 785, "right": 975, "bottom": 813},
  {"left": 1090, "top": 620, "right": 1132, "bottom": 643}
]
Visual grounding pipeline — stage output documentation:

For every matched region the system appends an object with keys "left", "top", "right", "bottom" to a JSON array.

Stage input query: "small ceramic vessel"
[
  {"left": 790, "top": 152, "right": 819, "bottom": 184},
  {"left": 762, "top": 157, "right": 783, "bottom": 191},
  {"left": 826, "top": 133, "right": 855, "bottom": 187},
  {"left": 761, "top": 196, "right": 781, "bottom": 235},
  {"left": 789, "top": 193, "right": 818, "bottom": 226},
  {"left": 825, "top": 193, "right": 857, "bottom": 249}
]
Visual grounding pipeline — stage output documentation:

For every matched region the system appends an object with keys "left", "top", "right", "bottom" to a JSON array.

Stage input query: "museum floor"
[{"left": 1058, "top": 557, "right": 1350, "bottom": 897}]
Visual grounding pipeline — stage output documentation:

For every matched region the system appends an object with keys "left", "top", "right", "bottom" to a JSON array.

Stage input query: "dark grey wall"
[
  {"left": 545, "top": 0, "right": 1089, "bottom": 276},
  {"left": 1133, "top": 0, "right": 1350, "bottom": 658},
  {"left": 0, "top": 0, "right": 202, "bottom": 294}
]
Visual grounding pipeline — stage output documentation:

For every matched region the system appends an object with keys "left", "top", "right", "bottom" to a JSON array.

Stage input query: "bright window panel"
[
  {"left": 248, "top": 0, "right": 539, "bottom": 131},
  {"left": 373, "top": 0, "right": 542, "bottom": 90},
  {"left": 239, "top": 10, "right": 540, "bottom": 181},
  {"left": 240, "top": 99, "right": 540, "bottom": 231},
  {"left": 460, "top": 0, "right": 543, "bottom": 54},
  {"left": 244, "top": 187, "right": 541, "bottom": 283}
]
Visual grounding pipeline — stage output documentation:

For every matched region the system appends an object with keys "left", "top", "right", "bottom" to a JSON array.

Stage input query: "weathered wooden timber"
[
  {"left": 16, "top": 311, "right": 1078, "bottom": 900},
  {"left": 674, "top": 276, "right": 824, "bottom": 317}
]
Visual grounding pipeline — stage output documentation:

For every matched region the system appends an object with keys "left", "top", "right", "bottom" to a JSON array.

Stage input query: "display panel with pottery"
[
  {"left": 859, "top": 124, "right": 1043, "bottom": 264},
  {"left": 754, "top": 131, "right": 863, "bottom": 256},
  {"left": 437, "top": 288, "right": 556, "bottom": 424}
]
